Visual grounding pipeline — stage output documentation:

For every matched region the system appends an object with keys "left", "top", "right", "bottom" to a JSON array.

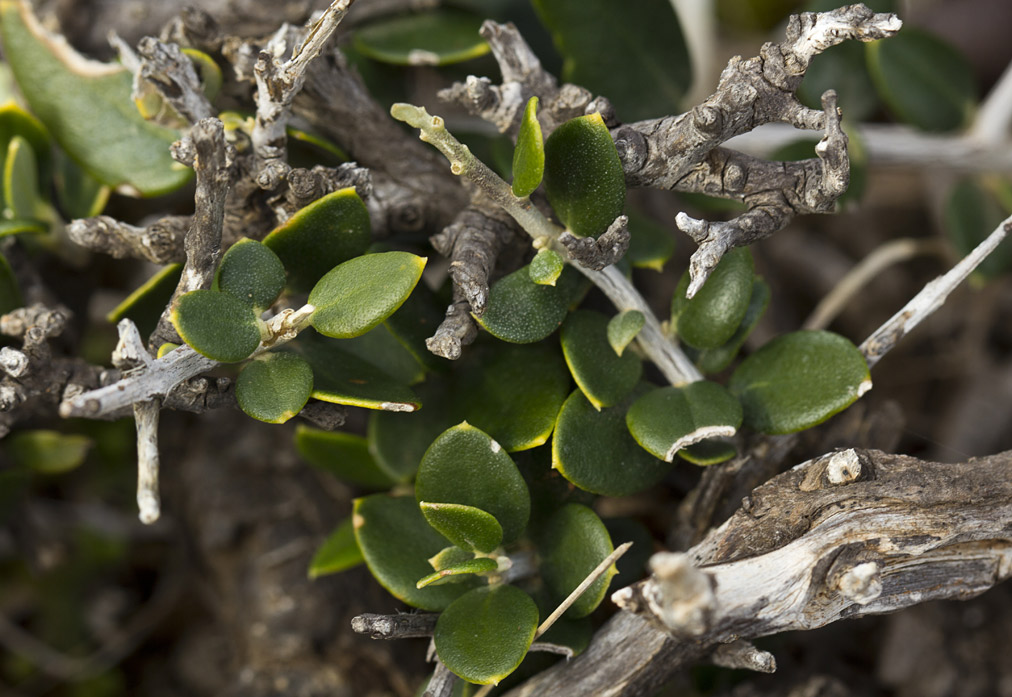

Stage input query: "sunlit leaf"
[
  {"left": 512, "top": 96, "right": 544, "bottom": 198},
  {"left": 529, "top": 247, "right": 563, "bottom": 286},
  {"left": 0, "top": 100, "right": 51, "bottom": 208},
  {"left": 625, "top": 382, "right": 742, "bottom": 462},
  {"left": 607, "top": 309, "right": 644, "bottom": 357},
  {"left": 172, "top": 289, "right": 261, "bottom": 363},
  {"left": 353, "top": 8, "right": 490, "bottom": 66},
  {"left": 3, "top": 135, "right": 40, "bottom": 219},
  {"left": 418, "top": 502, "right": 504, "bottom": 554},
  {"left": 538, "top": 503, "right": 614, "bottom": 618},
  {"left": 236, "top": 352, "right": 313, "bottom": 424},
  {"left": 416, "top": 556, "right": 498, "bottom": 588},
  {"left": 308, "top": 517, "right": 363, "bottom": 578}
]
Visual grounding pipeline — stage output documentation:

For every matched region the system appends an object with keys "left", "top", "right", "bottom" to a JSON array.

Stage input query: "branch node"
[
  {"left": 559, "top": 215, "right": 630, "bottom": 271},
  {"left": 835, "top": 561, "right": 883, "bottom": 605}
]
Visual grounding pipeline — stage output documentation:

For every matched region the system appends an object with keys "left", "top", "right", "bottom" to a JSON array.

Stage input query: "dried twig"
[{"left": 66, "top": 215, "right": 190, "bottom": 264}]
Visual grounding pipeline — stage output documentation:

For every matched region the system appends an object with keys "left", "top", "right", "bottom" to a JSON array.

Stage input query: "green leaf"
[
  {"left": 543, "top": 113, "right": 625, "bottom": 238},
  {"left": 552, "top": 386, "right": 671, "bottom": 497},
  {"left": 0, "top": 101, "right": 51, "bottom": 208},
  {"left": 0, "top": 0, "right": 190, "bottom": 195},
  {"left": 335, "top": 323, "right": 426, "bottom": 387},
  {"left": 538, "top": 503, "right": 615, "bottom": 618},
  {"left": 236, "top": 352, "right": 313, "bottom": 424},
  {"left": 106, "top": 263, "right": 182, "bottom": 339},
  {"left": 5, "top": 429, "right": 92, "bottom": 473},
  {"left": 287, "top": 125, "right": 349, "bottom": 168},
  {"left": 353, "top": 494, "right": 480, "bottom": 610},
  {"left": 308, "top": 517, "right": 363, "bottom": 579},
  {"left": 867, "top": 28, "right": 976, "bottom": 132},
  {"left": 532, "top": 0, "right": 690, "bottom": 122},
  {"left": 686, "top": 278, "right": 770, "bottom": 374},
  {"left": 0, "top": 218, "right": 44, "bottom": 237},
  {"left": 215, "top": 238, "right": 285, "bottom": 310},
  {"left": 672, "top": 246, "right": 754, "bottom": 349},
  {"left": 419, "top": 502, "right": 504, "bottom": 554},
  {"left": 561, "top": 309, "right": 641, "bottom": 409},
  {"left": 945, "top": 177, "right": 1012, "bottom": 280},
  {"left": 0, "top": 251, "right": 21, "bottom": 313},
  {"left": 475, "top": 264, "right": 573, "bottom": 343},
  {"left": 368, "top": 380, "right": 455, "bottom": 483},
  {"left": 416, "top": 422, "right": 530, "bottom": 544},
  {"left": 295, "top": 425, "right": 399, "bottom": 488},
  {"left": 528, "top": 247, "right": 563, "bottom": 286},
  {"left": 172, "top": 290, "right": 261, "bottom": 363},
  {"left": 512, "top": 96, "right": 544, "bottom": 197},
  {"left": 54, "top": 148, "right": 109, "bottom": 219},
  {"left": 429, "top": 545, "right": 473, "bottom": 571},
  {"left": 627, "top": 211, "right": 676, "bottom": 271},
  {"left": 435, "top": 585, "right": 538, "bottom": 685},
  {"left": 353, "top": 8, "right": 490, "bottom": 66},
  {"left": 678, "top": 437, "right": 737, "bottom": 466},
  {"left": 729, "top": 330, "right": 871, "bottom": 434},
  {"left": 4, "top": 135, "right": 40, "bottom": 219},
  {"left": 625, "top": 382, "right": 742, "bottom": 462},
  {"left": 309, "top": 251, "right": 426, "bottom": 339},
  {"left": 383, "top": 279, "right": 449, "bottom": 374},
  {"left": 417, "top": 556, "right": 499, "bottom": 589},
  {"left": 607, "top": 309, "right": 644, "bottom": 357},
  {"left": 263, "top": 188, "right": 371, "bottom": 293}
]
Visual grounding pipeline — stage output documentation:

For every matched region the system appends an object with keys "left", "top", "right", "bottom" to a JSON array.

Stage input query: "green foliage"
[
  {"left": 538, "top": 503, "right": 615, "bottom": 618},
  {"left": 309, "top": 517, "right": 364, "bottom": 579},
  {"left": 106, "top": 264, "right": 182, "bottom": 339},
  {"left": 512, "top": 96, "right": 544, "bottom": 197},
  {"left": 353, "top": 8, "right": 489, "bottom": 66},
  {"left": 296, "top": 426, "right": 401, "bottom": 488},
  {"left": 235, "top": 352, "right": 313, "bottom": 424},
  {"left": 606, "top": 309, "right": 644, "bottom": 357},
  {"left": 215, "top": 238, "right": 286, "bottom": 310},
  {"left": 4, "top": 429, "right": 92, "bottom": 473},
  {"left": 945, "top": 177, "right": 1012, "bottom": 280},
  {"left": 543, "top": 113, "right": 625, "bottom": 238},
  {"left": 685, "top": 278, "right": 770, "bottom": 374},
  {"left": 416, "top": 556, "right": 498, "bottom": 589},
  {"left": 418, "top": 502, "right": 504, "bottom": 554},
  {"left": 171, "top": 290, "right": 262, "bottom": 363},
  {"left": 672, "top": 247, "right": 754, "bottom": 349},
  {"left": 4, "top": 135, "right": 39, "bottom": 220},
  {"left": 476, "top": 264, "right": 576, "bottom": 343},
  {"left": 528, "top": 247, "right": 563, "bottom": 286},
  {"left": 626, "top": 210, "right": 676, "bottom": 271},
  {"left": 560, "top": 309, "right": 641, "bottom": 409}
]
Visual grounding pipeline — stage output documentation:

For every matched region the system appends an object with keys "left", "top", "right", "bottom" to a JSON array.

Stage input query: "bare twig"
[
  {"left": 423, "top": 660, "right": 457, "bottom": 697},
  {"left": 66, "top": 215, "right": 189, "bottom": 263},
  {"left": 351, "top": 613, "right": 439, "bottom": 640},
  {"left": 710, "top": 640, "right": 777, "bottom": 674}
]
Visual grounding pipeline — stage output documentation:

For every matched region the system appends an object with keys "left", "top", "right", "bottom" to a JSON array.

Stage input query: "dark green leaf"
[
  {"left": 627, "top": 210, "right": 676, "bottom": 271},
  {"left": 678, "top": 437, "right": 737, "bottom": 466},
  {"left": 383, "top": 279, "right": 448, "bottom": 374},
  {"left": 54, "top": 148, "right": 109, "bottom": 219},
  {"left": 0, "top": 250, "right": 21, "bottom": 313},
  {"left": 416, "top": 422, "right": 530, "bottom": 544},
  {"left": 625, "top": 382, "right": 742, "bottom": 462},
  {"left": 309, "top": 251, "right": 426, "bottom": 339},
  {"left": 543, "top": 113, "right": 625, "bottom": 238},
  {"left": 236, "top": 352, "right": 313, "bottom": 424},
  {"left": 0, "top": 0, "right": 190, "bottom": 195},
  {"left": 106, "top": 264, "right": 182, "bottom": 339},
  {"left": 354, "top": 494, "right": 480, "bottom": 610},
  {"left": 263, "top": 188, "right": 371, "bottom": 292},
  {"left": 334, "top": 323, "right": 425, "bottom": 386},
  {"left": 561, "top": 309, "right": 641, "bottom": 409},
  {"left": 3, "top": 135, "right": 39, "bottom": 219},
  {"left": 435, "top": 585, "right": 538, "bottom": 685},
  {"left": 552, "top": 386, "right": 671, "bottom": 497},
  {"left": 945, "top": 177, "right": 1012, "bottom": 280},
  {"left": 532, "top": 0, "right": 690, "bottom": 122},
  {"left": 867, "top": 27, "right": 976, "bottom": 132},
  {"left": 295, "top": 425, "right": 400, "bottom": 488},
  {"left": 672, "top": 246, "right": 754, "bottom": 349},
  {"left": 604, "top": 517, "right": 654, "bottom": 590},
  {"left": 368, "top": 379, "right": 455, "bottom": 482},
  {"left": 0, "top": 100, "right": 51, "bottom": 208},
  {"left": 5, "top": 429, "right": 92, "bottom": 473},
  {"left": 539, "top": 503, "right": 615, "bottom": 618},
  {"left": 512, "top": 96, "right": 544, "bottom": 197},
  {"left": 686, "top": 278, "right": 770, "bottom": 374},
  {"left": 475, "top": 264, "right": 572, "bottom": 343},
  {"left": 528, "top": 247, "right": 563, "bottom": 286},
  {"left": 215, "top": 238, "right": 286, "bottom": 310},
  {"left": 172, "top": 290, "right": 261, "bottom": 363},
  {"left": 729, "top": 330, "right": 871, "bottom": 434},
  {"left": 416, "top": 557, "right": 498, "bottom": 589},
  {"left": 607, "top": 309, "right": 644, "bottom": 357},
  {"left": 308, "top": 517, "right": 363, "bottom": 578},
  {"left": 353, "top": 8, "right": 489, "bottom": 66},
  {"left": 418, "top": 502, "right": 503, "bottom": 554}
]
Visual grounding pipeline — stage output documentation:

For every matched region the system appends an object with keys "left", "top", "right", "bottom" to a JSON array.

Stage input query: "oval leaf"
[
  {"left": 215, "top": 238, "right": 285, "bottom": 310},
  {"left": 686, "top": 278, "right": 770, "bottom": 374},
  {"left": 309, "top": 251, "right": 426, "bottom": 339},
  {"left": 353, "top": 8, "right": 489, "bottom": 66},
  {"left": 552, "top": 387, "right": 671, "bottom": 497},
  {"left": 172, "top": 290, "right": 261, "bottom": 363},
  {"left": 263, "top": 188, "right": 371, "bottom": 293},
  {"left": 544, "top": 113, "right": 625, "bottom": 238},
  {"left": 672, "top": 246, "right": 754, "bottom": 349},
  {"left": 309, "top": 517, "right": 363, "bottom": 579},
  {"left": 4, "top": 135, "right": 39, "bottom": 219},
  {"left": 416, "top": 423, "right": 530, "bottom": 544},
  {"left": 529, "top": 247, "right": 563, "bottom": 286},
  {"left": 678, "top": 437, "right": 737, "bottom": 466},
  {"left": 419, "top": 502, "right": 503, "bottom": 554},
  {"left": 475, "top": 264, "right": 572, "bottom": 343},
  {"left": 729, "top": 330, "right": 871, "bottom": 434},
  {"left": 539, "top": 503, "right": 615, "bottom": 618},
  {"left": 354, "top": 495, "right": 480, "bottom": 611},
  {"left": 5, "top": 429, "right": 92, "bottom": 473},
  {"left": 368, "top": 380, "right": 456, "bottom": 483},
  {"left": 561, "top": 309, "right": 641, "bottom": 409},
  {"left": 236, "top": 352, "right": 313, "bottom": 424},
  {"left": 607, "top": 309, "right": 644, "bottom": 357},
  {"left": 295, "top": 425, "right": 399, "bottom": 488},
  {"left": 626, "top": 382, "right": 742, "bottom": 462},
  {"left": 416, "top": 556, "right": 498, "bottom": 589},
  {"left": 512, "top": 96, "right": 544, "bottom": 197},
  {"left": 435, "top": 585, "right": 539, "bottom": 685}
]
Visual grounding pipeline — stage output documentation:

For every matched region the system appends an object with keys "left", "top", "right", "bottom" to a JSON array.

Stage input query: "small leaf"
[
  {"left": 419, "top": 502, "right": 504, "bottom": 554},
  {"left": 686, "top": 278, "right": 770, "bottom": 374},
  {"left": 309, "top": 251, "right": 426, "bottom": 339},
  {"left": 429, "top": 546, "right": 473, "bottom": 571},
  {"left": 263, "top": 188, "right": 371, "bottom": 293},
  {"left": 308, "top": 517, "right": 363, "bottom": 578},
  {"left": 0, "top": 250, "right": 22, "bottom": 313},
  {"left": 296, "top": 425, "right": 399, "bottom": 488},
  {"left": 215, "top": 238, "right": 285, "bottom": 310},
  {"left": 181, "top": 48, "right": 222, "bottom": 101},
  {"left": 627, "top": 211, "right": 675, "bottom": 271},
  {"left": 353, "top": 8, "right": 490, "bottom": 66},
  {"left": 4, "top": 135, "right": 40, "bottom": 219},
  {"left": 0, "top": 218, "right": 44, "bottom": 237},
  {"left": 607, "top": 309, "right": 644, "bottom": 357},
  {"left": 172, "top": 290, "right": 261, "bottom": 362},
  {"left": 416, "top": 423, "right": 530, "bottom": 544},
  {"left": 106, "top": 264, "right": 182, "bottom": 339},
  {"left": 552, "top": 386, "right": 671, "bottom": 497},
  {"left": 538, "top": 503, "right": 615, "bottom": 618},
  {"left": 945, "top": 177, "right": 1012, "bottom": 280},
  {"left": 435, "top": 586, "right": 538, "bottom": 685},
  {"left": 0, "top": 101, "right": 51, "bottom": 207},
  {"left": 543, "top": 113, "right": 625, "bottom": 238},
  {"left": 156, "top": 343, "right": 178, "bottom": 358},
  {"left": 512, "top": 96, "right": 544, "bottom": 197},
  {"left": 236, "top": 352, "right": 313, "bottom": 424},
  {"left": 368, "top": 380, "right": 455, "bottom": 482},
  {"left": 626, "top": 382, "right": 742, "bottom": 462},
  {"left": 867, "top": 28, "right": 976, "bottom": 132},
  {"left": 729, "top": 330, "right": 871, "bottom": 434},
  {"left": 528, "top": 247, "right": 563, "bottom": 286},
  {"left": 678, "top": 437, "right": 737, "bottom": 466},
  {"left": 561, "top": 309, "right": 641, "bottom": 409},
  {"left": 672, "top": 246, "right": 754, "bottom": 349},
  {"left": 5, "top": 430, "right": 92, "bottom": 473},
  {"left": 354, "top": 494, "right": 480, "bottom": 610},
  {"left": 416, "top": 556, "right": 498, "bottom": 589},
  {"left": 0, "top": 0, "right": 190, "bottom": 195},
  {"left": 475, "top": 264, "right": 575, "bottom": 343}
]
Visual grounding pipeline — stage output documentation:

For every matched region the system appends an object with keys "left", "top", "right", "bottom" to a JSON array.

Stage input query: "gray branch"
[
  {"left": 66, "top": 215, "right": 189, "bottom": 264},
  {"left": 135, "top": 36, "right": 215, "bottom": 125},
  {"left": 350, "top": 613, "right": 438, "bottom": 640}
]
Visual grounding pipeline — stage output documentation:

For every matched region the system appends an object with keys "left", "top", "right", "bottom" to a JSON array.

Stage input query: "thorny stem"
[{"left": 390, "top": 103, "right": 702, "bottom": 385}]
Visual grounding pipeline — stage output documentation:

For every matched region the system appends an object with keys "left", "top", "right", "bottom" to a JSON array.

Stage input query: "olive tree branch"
[{"left": 390, "top": 103, "right": 702, "bottom": 386}]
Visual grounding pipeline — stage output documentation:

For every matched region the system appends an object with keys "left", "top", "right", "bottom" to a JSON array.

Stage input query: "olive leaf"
[
  {"left": 308, "top": 517, "right": 364, "bottom": 579},
  {"left": 235, "top": 352, "right": 313, "bottom": 424},
  {"left": 512, "top": 96, "right": 544, "bottom": 198}
]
